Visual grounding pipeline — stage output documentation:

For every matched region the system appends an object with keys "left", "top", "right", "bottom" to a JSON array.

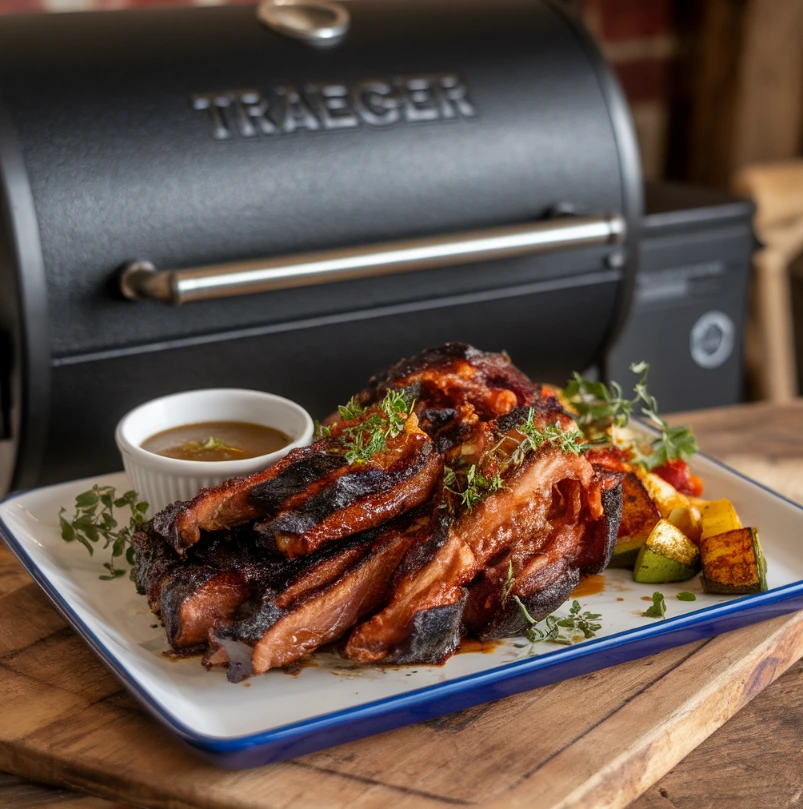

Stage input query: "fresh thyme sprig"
[
  {"left": 629, "top": 362, "right": 699, "bottom": 469},
  {"left": 324, "top": 389, "right": 413, "bottom": 464},
  {"left": 501, "top": 560, "right": 516, "bottom": 603},
  {"left": 59, "top": 485, "right": 148, "bottom": 580},
  {"left": 338, "top": 398, "right": 367, "bottom": 421},
  {"left": 513, "top": 598, "right": 602, "bottom": 646},
  {"left": 562, "top": 362, "right": 699, "bottom": 469},
  {"left": 443, "top": 463, "right": 504, "bottom": 511},
  {"left": 510, "top": 409, "right": 589, "bottom": 465},
  {"left": 562, "top": 374, "right": 633, "bottom": 435},
  {"left": 642, "top": 591, "right": 667, "bottom": 619},
  {"left": 314, "top": 397, "right": 368, "bottom": 440}
]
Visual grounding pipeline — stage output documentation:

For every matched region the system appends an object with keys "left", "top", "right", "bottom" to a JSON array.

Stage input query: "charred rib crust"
[
  {"left": 257, "top": 448, "right": 429, "bottom": 537},
  {"left": 130, "top": 521, "right": 181, "bottom": 607},
  {"left": 206, "top": 589, "right": 286, "bottom": 682},
  {"left": 477, "top": 567, "right": 580, "bottom": 641},
  {"left": 212, "top": 588, "right": 286, "bottom": 649},
  {"left": 150, "top": 504, "right": 185, "bottom": 557},
  {"left": 256, "top": 441, "right": 441, "bottom": 558},
  {"left": 384, "top": 591, "right": 468, "bottom": 665},
  {"left": 494, "top": 397, "right": 567, "bottom": 434},
  {"left": 391, "top": 509, "right": 452, "bottom": 584},
  {"left": 248, "top": 452, "right": 347, "bottom": 511},
  {"left": 357, "top": 343, "right": 538, "bottom": 407}
]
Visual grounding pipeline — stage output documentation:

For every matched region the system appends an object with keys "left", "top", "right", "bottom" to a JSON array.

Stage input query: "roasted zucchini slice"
[
  {"left": 700, "top": 527, "right": 767, "bottom": 594},
  {"left": 610, "top": 538, "right": 647, "bottom": 569},
  {"left": 700, "top": 498, "right": 742, "bottom": 540},
  {"left": 633, "top": 519, "right": 700, "bottom": 583},
  {"left": 609, "top": 472, "right": 661, "bottom": 569}
]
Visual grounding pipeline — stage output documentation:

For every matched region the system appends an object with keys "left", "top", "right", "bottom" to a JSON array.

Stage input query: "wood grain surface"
[{"left": 2, "top": 400, "right": 803, "bottom": 809}]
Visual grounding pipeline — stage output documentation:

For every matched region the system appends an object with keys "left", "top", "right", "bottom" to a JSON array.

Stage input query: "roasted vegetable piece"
[
  {"left": 610, "top": 538, "right": 647, "bottom": 569},
  {"left": 633, "top": 519, "right": 700, "bottom": 583},
  {"left": 609, "top": 472, "right": 661, "bottom": 568},
  {"left": 667, "top": 505, "right": 703, "bottom": 545},
  {"left": 654, "top": 459, "right": 704, "bottom": 497},
  {"left": 700, "top": 527, "right": 767, "bottom": 594},
  {"left": 635, "top": 469, "right": 691, "bottom": 517},
  {"left": 700, "top": 498, "right": 742, "bottom": 541}
]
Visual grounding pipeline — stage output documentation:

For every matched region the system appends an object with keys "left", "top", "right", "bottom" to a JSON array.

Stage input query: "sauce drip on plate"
[{"left": 571, "top": 574, "right": 606, "bottom": 598}]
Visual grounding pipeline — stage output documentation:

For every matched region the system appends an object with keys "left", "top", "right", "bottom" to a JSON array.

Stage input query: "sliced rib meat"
[
  {"left": 152, "top": 442, "right": 344, "bottom": 554},
  {"left": 252, "top": 414, "right": 441, "bottom": 558},
  {"left": 206, "top": 515, "right": 430, "bottom": 681},
  {"left": 131, "top": 522, "right": 269, "bottom": 652},
  {"left": 462, "top": 476, "right": 621, "bottom": 639},
  {"left": 159, "top": 568, "right": 255, "bottom": 651},
  {"left": 345, "top": 406, "right": 622, "bottom": 665},
  {"left": 153, "top": 406, "right": 440, "bottom": 558},
  {"left": 132, "top": 519, "right": 376, "bottom": 653}
]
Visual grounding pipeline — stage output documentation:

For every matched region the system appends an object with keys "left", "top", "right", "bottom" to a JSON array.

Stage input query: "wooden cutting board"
[{"left": 2, "top": 401, "right": 803, "bottom": 809}]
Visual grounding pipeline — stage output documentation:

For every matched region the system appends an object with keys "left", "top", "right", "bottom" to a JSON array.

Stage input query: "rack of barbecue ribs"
[{"left": 131, "top": 344, "right": 624, "bottom": 682}]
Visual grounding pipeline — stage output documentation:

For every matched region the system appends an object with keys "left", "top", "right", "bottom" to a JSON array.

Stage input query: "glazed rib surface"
[{"left": 132, "top": 344, "right": 624, "bottom": 679}]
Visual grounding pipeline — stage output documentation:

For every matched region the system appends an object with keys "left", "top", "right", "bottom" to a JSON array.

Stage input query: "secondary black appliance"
[{"left": 609, "top": 183, "right": 755, "bottom": 413}]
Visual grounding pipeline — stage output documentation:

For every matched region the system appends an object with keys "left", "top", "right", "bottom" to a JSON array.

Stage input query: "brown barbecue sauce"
[{"left": 142, "top": 421, "right": 290, "bottom": 462}]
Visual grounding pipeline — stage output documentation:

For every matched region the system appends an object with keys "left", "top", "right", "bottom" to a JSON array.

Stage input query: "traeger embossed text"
[{"left": 192, "top": 73, "right": 476, "bottom": 140}]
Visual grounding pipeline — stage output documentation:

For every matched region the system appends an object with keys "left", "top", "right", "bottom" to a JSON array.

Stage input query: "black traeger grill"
[{"left": 1, "top": 0, "right": 651, "bottom": 492}]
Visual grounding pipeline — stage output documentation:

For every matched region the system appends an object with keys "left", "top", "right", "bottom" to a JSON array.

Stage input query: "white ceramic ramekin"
[{"left": 115, "top": 388, "right": 314, "bottom": 515}]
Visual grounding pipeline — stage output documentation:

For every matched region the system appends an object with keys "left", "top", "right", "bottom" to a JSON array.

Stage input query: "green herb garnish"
[
  {"left": 501, "top": 560, "right": 516, "bottom": 603},
  {"left": 510, "top": 409, "right": 588, "bottom": 465},
  {"left": 514, "top": 598, "right": 602, "bottom": 645},
  {"left": 676, "top": 591, "right": 697, "bottom": 602},
  {"left": 563, "top": 362, "right": 699, "bottom": 469},
  {"left": 442, "top": 408, "right": 588, "bottom": 510},
  {"left": 328, "top": 389, "right": 413, "bottom": 464},
  {"left": 315, "top": 397, "right": 368, "bottom": 440},
  {"left": 562, "top": 374, "right": 633, "bottom": 436},
  {"left": 181, "top": 436, "right": 244, "bottom": 455},
  {"left": 629, "top": 362, "right": 699, "bottom": 469},
  {"left": 642, "top": 591, "right": 667, "bottom": 618},
  {"left": 59, "top": 486, "right": 148, "bottom": 580},
  {"left": 338, "top": 398, "right": 367, "bottom": 420},
  {"left": 443, "top": 463, "right": 504, "bottom": 511}
]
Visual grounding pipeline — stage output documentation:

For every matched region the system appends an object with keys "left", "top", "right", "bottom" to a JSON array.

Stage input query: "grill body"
[{"left": 0, "top": 0, "right": 641, "bottom": 489}]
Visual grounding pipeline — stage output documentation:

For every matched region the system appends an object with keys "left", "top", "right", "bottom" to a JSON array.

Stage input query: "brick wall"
[{"left": 583, "top": 0, "right": 675, "bottom": 180}]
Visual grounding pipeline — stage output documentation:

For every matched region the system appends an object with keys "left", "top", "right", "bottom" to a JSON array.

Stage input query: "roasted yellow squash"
[
  {"left": 635, "top": 468, "right": 691, "bottom": 517},
  {"left": 667, "top": 505, "right": 703, "bottom": 544},
  {"left": 700, "top": 498, "right": 742, "bottom": 541}
]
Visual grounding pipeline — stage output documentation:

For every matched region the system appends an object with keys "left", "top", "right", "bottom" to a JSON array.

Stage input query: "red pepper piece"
[{"left": 654, "top": 458, "right": 704, "bottom": 497}]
